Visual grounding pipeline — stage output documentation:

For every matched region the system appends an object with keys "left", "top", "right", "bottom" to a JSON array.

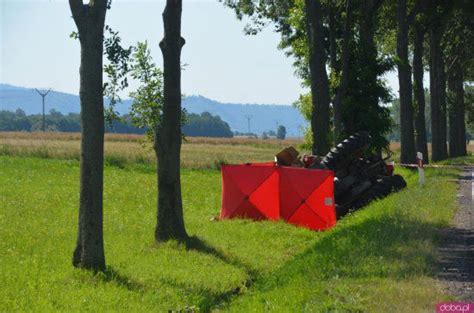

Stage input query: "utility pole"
[
  {"left": 244, "top": 115, "right": 252, "bottom": 137},
  {"left": 35, "top": 88, "right": 51, "bottom": 132}
]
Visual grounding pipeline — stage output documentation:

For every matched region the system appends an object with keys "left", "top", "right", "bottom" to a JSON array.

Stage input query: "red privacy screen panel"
[{"left": 220, "top": 163, "right": 336, "bottom": 231}]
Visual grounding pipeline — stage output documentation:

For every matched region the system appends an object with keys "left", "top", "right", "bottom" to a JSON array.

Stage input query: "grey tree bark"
[
  {"left": 397, "top": 0, "right": 416, "bottom": 164},
  {"left": 69, "top": 0, "right": 107, "bottom": 271},
  {"left": 333, "top": 0, "right": 352, "bottom": 143},
  {"left": 359, "top": 0, "right": 379, "bottom": 69},
  {"left": 155, "top": 0, "right": 188, "bottom": 241},
  {"left": 429, "top": 21, "right": 448, "bottom": 161},
  {"left": 305, "top": 0, "right": 331, "bottom": 155},
  {"left": 412, "top": 21, "right": 429, "bottom": 163},
  {"left": 328, "top": 7, "right": 338, "bottom": 74},
  {"left": 448, "top": 63, "right": 467, "bottom": 157}
]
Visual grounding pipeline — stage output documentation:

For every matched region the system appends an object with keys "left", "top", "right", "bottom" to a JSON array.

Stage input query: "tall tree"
[
  {"left": 397, "top": 0, "right": 416, "bottom": 163},
  {"left": 445, "top": 6, "right": 472, "bottom": 157},
  {"left": 332, "top": 0, "right": 353, "bottom": 143},
  {"left": 447, "top": 64, "right": 467, "bottom": 157},
  {"left": 222, "top": 0, "right": 332, "bottom": 154},
  {"left": 69, "top": 0, "right": 108, "bottom": 270},
  {"left": 428, "top": 1, "right": 449, "bottom": 161},
  {"left": 155, "top": 0, "right": 187, "bottom": 241},
  {"left": 305, "top": 0, "right": 331, "bottom": 155},
  {"left": 412, "top": 17, "right": 429, "bottom": 163},
  {"left": 342, "top": 0, "right": 393, "bottom": 153},
  {"left": 223, "top": 0, "right": 392, "bottom": 152}
]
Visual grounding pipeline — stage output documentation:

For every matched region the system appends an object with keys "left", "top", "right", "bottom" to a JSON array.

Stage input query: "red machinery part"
[{"left": 220, "top": 163, "right": 336, "bottom": 231}]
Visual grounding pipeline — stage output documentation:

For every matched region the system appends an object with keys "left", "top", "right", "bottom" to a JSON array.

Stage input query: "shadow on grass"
[
  {"left": 97, "top": 266, "right": 145, "bottom": 292},
  {"left": 161, "top": 276, "right": 251, "bottom": 312},
  {"left": 157, "top": 235, "right": 258, "bottom": 312},
  {"left": 183, "top": 235, "right": 259, "bottom": 279},
  {"left": 163, "top": 212, "right": 447, "bottom": 311},
  {"left": 218, "top": 213, "right": 447, "bottom": 308}
]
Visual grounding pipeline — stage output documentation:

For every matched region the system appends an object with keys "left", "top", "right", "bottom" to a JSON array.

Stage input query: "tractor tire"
[
  {"left": 320, "top": 131, "right": 371, "bottom": 171},
  {"left": 368, "top": 177, "right": 393, "bottom": 199},
  {"left": 353, "top": 177, "right": 393, "bottom": 209},
  {"left": 335, "top": 204, "right": 350, "bottom": 220},
  {"left": 390, "top": 174, "right": 407, "bottom": 191}
]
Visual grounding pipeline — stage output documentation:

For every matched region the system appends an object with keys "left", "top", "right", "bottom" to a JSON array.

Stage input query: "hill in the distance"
[{"left": 0, "top": 84, "right": 306, "bottom": 136}]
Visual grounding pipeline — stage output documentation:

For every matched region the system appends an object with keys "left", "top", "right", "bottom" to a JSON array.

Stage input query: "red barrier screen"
[{"left": 220, "top": 163, "right": 336, "bottom": 231}]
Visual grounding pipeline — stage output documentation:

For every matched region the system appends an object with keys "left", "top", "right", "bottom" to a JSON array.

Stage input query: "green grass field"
[{"left": 0, "top": 153, "right": 465, "bottom": 312}]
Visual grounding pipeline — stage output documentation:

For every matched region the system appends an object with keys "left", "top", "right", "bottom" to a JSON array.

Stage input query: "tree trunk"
[
  {"left": 397, "top": 0, "right": 416, "bottom": 164},
  {"left": 359, "top": 1, "right": 377, "bottom": 65},
  {"left": 358, "top": 0, "right": 383, "bottom": 156},
  {"left": 155, "top": 0, "right": 188, "bottom": 241},
  {"left": 69, "top": 0, "right": 107, "bottom": 271},
  {"left": 448, "top": 63, "right": 467, "bottom": 157},
  {"left": 333, "top": 0, "right": 352, "bottom": 142},
  {"left": 305, "top": 0, "right": 331, "bottom": 155},
  {"left": 429, "top": 23, "right": 448, "bottom": 161},
  {"left": 328, "top": 8, "right": 338, "bottom": 74},
  {"left": 457, "top": 71, "right": 467, "bottom": 156},
  {"left": 412, "top": 22, "right": 429, "bottom": 163}
]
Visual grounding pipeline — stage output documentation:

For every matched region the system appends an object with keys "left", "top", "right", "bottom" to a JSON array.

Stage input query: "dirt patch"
[{"left": 437, "top": 167, "right": 474, "bottom": 301}]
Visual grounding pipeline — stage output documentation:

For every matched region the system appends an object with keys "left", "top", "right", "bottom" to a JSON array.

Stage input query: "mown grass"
[{"left": 0, "top": 154, "right": 466, "bottom": 312}]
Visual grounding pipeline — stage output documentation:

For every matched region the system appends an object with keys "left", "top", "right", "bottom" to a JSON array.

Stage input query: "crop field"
[
  {"left": 2, "top": 132, "right": 473, "bottom": 169},
  {"left": 0, "top": 132, "right": 469, "bottom": 311},
  {"left": 0, "top": 132, "right": 303, "bottom": 169}
]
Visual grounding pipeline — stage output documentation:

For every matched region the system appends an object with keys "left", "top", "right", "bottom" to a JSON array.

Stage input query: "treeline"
[
  {"left": 389, "top": 86, "right": 474, "bottom": 143},
  {"left": 0, "top": 109, "right": 233, "bottom": 138},
  {"left": 182, "top": 112, "right": 233, "bottom": 138},
  {"left": 226, "top": 0, "right": 473, "bottom": 163}
]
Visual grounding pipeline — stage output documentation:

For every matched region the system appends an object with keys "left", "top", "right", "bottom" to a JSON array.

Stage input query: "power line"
[{"left": 35, "top": 88, "right": 51, "bottom": 131}]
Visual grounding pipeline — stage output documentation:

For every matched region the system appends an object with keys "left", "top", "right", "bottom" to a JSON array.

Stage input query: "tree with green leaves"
[
  {"left": 332, "top": 0, "right": 352, "bottom": 142},
  {"left": 304, "top": 0, "right": 331, "bottom": 155},
  {"left": 156, "top": 0, "right": 188, "bottom": 241},
  {"left": 397, "top": 0, "right": 416, "bottom": 164},
  {"left": 427, "top": 1, "right": 450, "bottom": 161},
  {"left": 444, "top": 3, "right": 473, "bottom": 157},
  {"left": 130, "top": 1, "right": 187, "bottom": 242},
  {"left": 69, "top": 0, "right": 108, "bottom": 271},
  {"left": 276, "top": 125, "right": 287, "bottom": 139},
  {"left": 224, "top": 0, "right": 393, "bottom": 154},
  {"left": 412, "top": 0, "right": 429, "bottom": 163},
  {"left": 182, "top": 112, "right": 234, "bottom": 138},
  {"left": 129, "top": 42, "right": 164, "bottom": 138},
  {"left": 223, "top": 0, "right": 331, "bottom": 155},
  {"left": 335, "top": 0, "right": 393, "bottom": 153}
]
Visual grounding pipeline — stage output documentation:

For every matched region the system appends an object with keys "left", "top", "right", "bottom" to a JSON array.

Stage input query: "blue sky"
[{"left": 0, "top": 0, "right": 401, "bottom": 105}]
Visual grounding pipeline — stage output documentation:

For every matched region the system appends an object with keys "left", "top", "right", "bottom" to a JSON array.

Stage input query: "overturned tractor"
[
  {"left": 307, "top": 131, "right": 407, "bottom": 218},
  {"left": 219, "top": 131, "right": 406, "bottom": 231}
]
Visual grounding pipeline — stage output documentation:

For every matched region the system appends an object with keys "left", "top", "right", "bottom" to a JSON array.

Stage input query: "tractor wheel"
[
  {"left": 355, "top": 177, "right": 393, "bottom": 208},
  {"left": 369, "top": 177, "right": 393, "bottom": 199},
  {"left": 335, "top": 204, "right": 350, "bottom": 220},
  {"left": 320, "top": 131, "right": 371, "bottom": 171},
  {"left": 390, "top": 174, "right": 407, "bottom": 191}
]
